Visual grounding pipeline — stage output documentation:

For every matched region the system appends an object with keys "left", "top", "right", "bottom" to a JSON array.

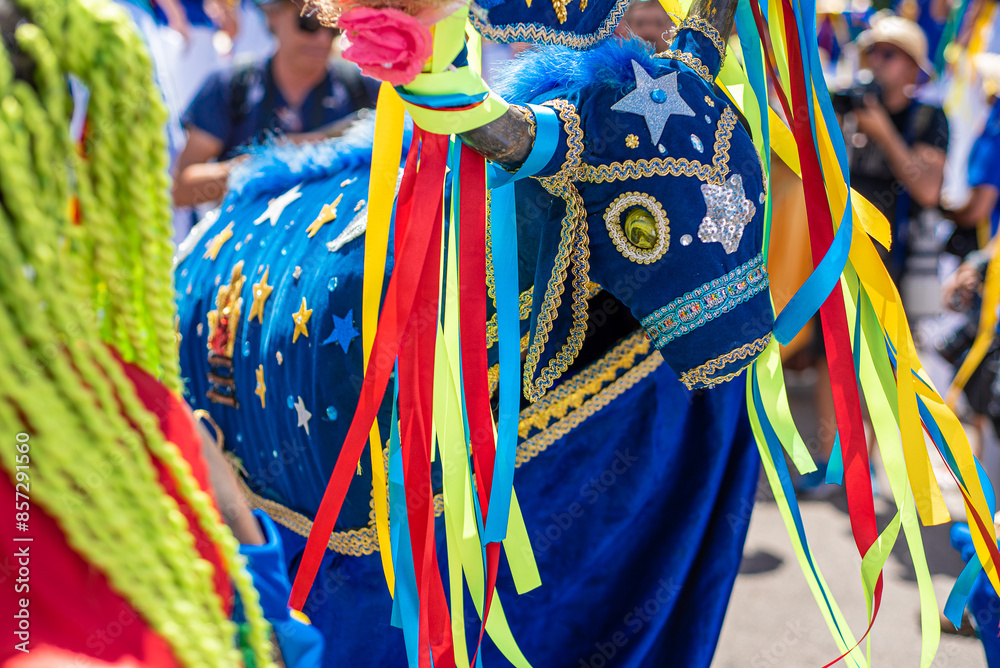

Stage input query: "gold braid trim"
[
  {"left": 678, "top": 16, "right": 727, "bottom": 61},
  {"left": 678, "top": 333, "right": 770, "bottom": 389},
  {"left": 518, "top": 330, "right": 650, "bottom": 438},
  {"left": 575, "top": 107, "right": 737, "bottom": 184},
  {"left": 517, "top": 346, "right": 664, "bottom": 467},
  {"left": 654, "top": 49, "right": 714, "bottom": 83},
  {"left": 486, "top": 288, "right": 533, "bottom": 348},
  {"left": 234, "top": 463, "right": 444, "bottom": 556},
  {"left": 524, "top": 99, "right": 592, "bottom": 403},
  {"left": 468, "top": 0, "right": 630, "bottom": 49}
]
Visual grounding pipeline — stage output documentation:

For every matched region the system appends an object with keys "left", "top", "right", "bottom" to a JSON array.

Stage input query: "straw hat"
[{"left": 857, "top": 14, "right": 935, "bottom": 75}]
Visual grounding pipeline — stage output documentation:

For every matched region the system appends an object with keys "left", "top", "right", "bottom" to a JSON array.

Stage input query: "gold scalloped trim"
[
  {"left": 678, "top": 333, "right": 770, "bottom": 389},
  {"left": 524, "top": 99, "right": 593, "bottom": 403},
  {"left": 234, "top": 458, "right": 444, "bottom": 556},
  {"left": 487, "top": 288, "right": 533, "bottom": 348},
  {"left": 678, "top": 16, "right": 727, "bottom": 61},
  {"left": 517, "top": 341, "right": 663, "bottom": 467},
  {"left": 469, "top": 0, "right": 630, "bottom": 49},
  {"left": 575, "top": 107, "right": 737, "bottom": 184},
  {"left": 654, "top": 49, "right": 713, "bottom": 83}
]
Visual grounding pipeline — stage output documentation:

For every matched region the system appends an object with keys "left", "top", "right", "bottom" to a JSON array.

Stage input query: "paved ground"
[{"left": 713, "top": 351, "right": 990, "bottom": 668}]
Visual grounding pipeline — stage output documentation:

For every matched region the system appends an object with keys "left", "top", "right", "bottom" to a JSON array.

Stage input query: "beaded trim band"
[
  {"left": 640, "top": 253, "right": 767, "bottom": 347},
  {"left": 678, "top": 16, "right": 727, "bottom": 61}
]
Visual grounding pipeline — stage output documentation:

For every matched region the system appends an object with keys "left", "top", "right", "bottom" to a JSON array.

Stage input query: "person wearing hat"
[
  {"left": 841, "top": 13, "right": 949, "bottom": 283},
  {"left": 171, "top": 0, "right": 377, "bottom": 207}
]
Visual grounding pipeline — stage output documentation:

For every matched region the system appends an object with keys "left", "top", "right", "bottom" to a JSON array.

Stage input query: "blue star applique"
[
  {"left": 321, "top": 308, "right": 360, "bottom": 354},
  {"left": 611, "top": 60, "right": 695, "bottom": 146}
]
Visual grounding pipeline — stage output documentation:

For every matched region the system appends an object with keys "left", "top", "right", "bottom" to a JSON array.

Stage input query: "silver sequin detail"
[
  {"left": 680, "top": 234, "right": 693, "bottom": 246},
  {"left": 690, "top": 134, "right": 703, "bottom": 152},
  {"left": 698, "top": 174, "right": 756, "bottom": 254}
]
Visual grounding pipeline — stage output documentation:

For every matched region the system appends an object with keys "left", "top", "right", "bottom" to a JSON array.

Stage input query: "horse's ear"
[
  {"left": 0, "top": 0, "right": 36, "bottom": 85},
  {"left": 683, "top": 0, "right": 739, "bottom": 47}
]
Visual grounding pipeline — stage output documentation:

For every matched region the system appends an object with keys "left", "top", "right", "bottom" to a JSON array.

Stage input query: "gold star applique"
[
  {"left": 292, "top": 297, "right": 312, "bottom": 343},
  {"left": 306, "top": 194, "right": 343, "bottom": 238},
  {"left": 254, "top": 364, "right": 266, "bottom": 408},
  {"left": 625, "top": 134, "right": 639, "bottom": 149},
  {"left": 247, "top": 266, "right": 274, "bottom": 324},
  {"left": 203, "top": 222, "right": 234, "bottom": 260}
]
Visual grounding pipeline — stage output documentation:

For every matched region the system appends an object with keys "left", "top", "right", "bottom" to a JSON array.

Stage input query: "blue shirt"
[
  {"left": 968, "top": 100, "right": 1000, "bottom": 234},
  {"left": 181, "top": 57, "right": 378, "bottom": 160}
]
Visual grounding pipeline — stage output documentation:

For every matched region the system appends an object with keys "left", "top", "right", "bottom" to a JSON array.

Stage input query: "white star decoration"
[
  {"left": 253, "top": 184, "right": 303, "bottom": 226},
  {"left": 294, "top": 395, "right": 312, "bottom": 436},
  {"left": 611, "top": 60, "right": 695, "bottom": 146},
  {"left": 698, "top": 174, "right": 757, "bottom": 254}
]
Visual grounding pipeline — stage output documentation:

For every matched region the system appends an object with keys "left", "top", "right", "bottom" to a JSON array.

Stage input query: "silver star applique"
[
  {"left": 294, "top": 395, "right": 313, "bottom": 436},
  {"left": 253, "top": 183, "right": 303, "bottom": 226},
  {"left": 698, "top": 174, "right": 756, "bottom": 254},
  {"left": 611, "top": 60, "right": 696, "bottom": 146}
]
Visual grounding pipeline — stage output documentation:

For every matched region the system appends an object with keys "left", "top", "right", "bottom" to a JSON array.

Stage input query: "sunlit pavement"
[{"left": 714, "top": 337, "right": 989, "bottom": 668}]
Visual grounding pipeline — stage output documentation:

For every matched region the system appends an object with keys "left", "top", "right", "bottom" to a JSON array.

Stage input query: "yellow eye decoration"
[
  {"left": 624, "top": 207, "right": 659, "bottom": 249},
  {"left": 604, "top": 192, "right": 670, "bottom": 264}
]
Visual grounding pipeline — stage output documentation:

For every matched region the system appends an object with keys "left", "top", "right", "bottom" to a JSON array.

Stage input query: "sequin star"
[
  {"left": 611, "top": 61, "right": 695, "bottom": 146},
  {"left": 306, "top": 194, "right": 343, "bottom": 238},
  {"left": 254, "top": 365, "right": 266, "bottom": 408},
  {"left": 321, "top": 308, "right": 360, "bottom": 354},
  {"left": 254, "top": 184, "right": 302, "bottom": 226},
  {"left": 203, "top": 222, "right": 234, "bottom": 260},
  {"left": 247, "top": 266, "right": 273, "bottom": 324},
  {"left": 291, "top": 297, "right": 312, "bottom": 343},
  {"left": 294, "top": 396, "right": 312, "bottom": 435},
  {"left": 698, "top": 174, "right": 756, "bottom": 254}
]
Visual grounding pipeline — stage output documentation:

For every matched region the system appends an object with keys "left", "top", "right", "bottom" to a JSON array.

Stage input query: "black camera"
[{"left": 831, "top": 75, "right": 882, "bottom": 115}]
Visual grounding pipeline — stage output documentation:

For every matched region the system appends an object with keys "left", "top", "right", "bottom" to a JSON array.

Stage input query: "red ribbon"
[
  {"left": 288, "top": 129, "right": 452, "bottom": 653},
  {"left": 456, "top": 147, "right": 503, "bottom": 661}
]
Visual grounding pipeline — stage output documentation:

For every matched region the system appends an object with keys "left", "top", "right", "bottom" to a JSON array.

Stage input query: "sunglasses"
[{"left": 297, "top": 13, "right": 338, "bottom": 34}]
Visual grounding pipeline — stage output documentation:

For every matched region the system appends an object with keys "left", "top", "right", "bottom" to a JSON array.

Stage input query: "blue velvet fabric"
[
  {"left": 499, "top": 36, "right": 773, "bottom": 393},
  {"left": 176, "top": 126, "right": 400, "bottom": 528}
]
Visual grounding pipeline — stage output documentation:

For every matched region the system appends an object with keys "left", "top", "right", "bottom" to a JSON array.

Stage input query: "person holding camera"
[{"left": 836, "top": 14, "right": 949, "bottom": 284}]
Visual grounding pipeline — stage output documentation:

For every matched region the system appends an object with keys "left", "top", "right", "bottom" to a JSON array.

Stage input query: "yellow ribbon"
[{"left": 363, "top": 83, "right": 405, "bottom": 592}]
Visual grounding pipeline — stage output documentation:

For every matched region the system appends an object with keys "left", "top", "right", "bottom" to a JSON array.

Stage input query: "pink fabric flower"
[{"left": 338, "top": 7, "right": 433, "bottom": 87}]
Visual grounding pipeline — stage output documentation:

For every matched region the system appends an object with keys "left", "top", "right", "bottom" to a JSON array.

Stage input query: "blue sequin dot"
[
  {"left": 690, "top": 134, "right": 704, "bottom": 152},
  {"left": 236, "top": 433, "right": 243, "bottom": 442},
  {"left": 650, "top": 89, "right": 667, "bottom": 104},
  {"left": 328, "top": 277, "right": 338, "bottom": 291},
  {"left": 287, "top": 395, "right": 295, "bottom": 409},
  {"left": 326, "top": 406, "right": 338, "bottom": 421},
  {"left": 242, "top": 340, "right": 250, "bottom": 357}
]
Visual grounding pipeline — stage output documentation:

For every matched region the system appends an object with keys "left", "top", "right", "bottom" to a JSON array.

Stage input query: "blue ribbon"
[
  {"left": 487, "top": 104, "right": 560, "bottom": 187},
  {"left": 387, "top": 374, "right": 421, "bottom": 667},
  {"left": 482, "top": 103, "right": 558, "bottom": 543}
]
